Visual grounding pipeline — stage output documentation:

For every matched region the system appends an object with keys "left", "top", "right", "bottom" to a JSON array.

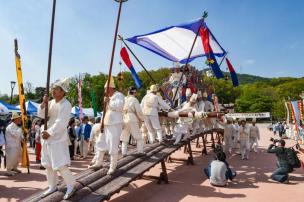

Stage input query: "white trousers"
[
  {"left": 6, "top": 147, "right": 21, "bottom": 171},
  {"left": 45, "top": 165, "right": 75, "bottom": 189},
  {"left": 144, "top": 115, "right": 163, "bottom": 143},
  {"left": 240, "top": 140, "right": 250, "bottom": 159},
  {"left": 80, "top": 138, "right": 89, "bottom": 158},
  {"left": 224, "top": 134, "right": 234, "bottom": 154},
  {"left": 95, "top": 124, "right": 123, "bottom": 155},
  {"left": 74, "top": 140, "right": 80, "bottom": 156},
  {"left": 249, "top": 137, "right": 259, "bottom": 152},
  {"left": 121, "top": 121, "right": 142, "bottom": 142}
]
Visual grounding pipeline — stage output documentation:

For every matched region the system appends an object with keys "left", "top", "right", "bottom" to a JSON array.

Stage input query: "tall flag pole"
[
  {"left": 101, "top": 0, "right": 127, "bottom": 131},
  {"left": 14, "top": 39, "right": 30, "bottom": 173},
  {"left": 77, "top": 75, "right": 83, "bottom": 121},
  {"left": 44, "top": 0, "right": 57, "bottom": 130},
  {"left": 172, "top": 11, "right": 209, "bottom": 103}
]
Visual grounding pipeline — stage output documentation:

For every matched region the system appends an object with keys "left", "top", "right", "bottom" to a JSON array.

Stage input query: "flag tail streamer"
[
  {"left": 120, "top": 47, "right": 142, "bottom": 89},
  {"left": 226, "top": 58, "right": 239, "bottom": 87}
]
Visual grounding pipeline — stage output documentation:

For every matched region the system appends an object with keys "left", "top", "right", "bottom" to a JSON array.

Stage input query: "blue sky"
[{"left": 1, "top": 0, "right": 303, "bottom": 95}]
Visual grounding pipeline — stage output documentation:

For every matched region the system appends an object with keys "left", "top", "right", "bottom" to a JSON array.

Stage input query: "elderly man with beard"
[{"left": 38, "top": 81, "right": 76, "bottom": 199}]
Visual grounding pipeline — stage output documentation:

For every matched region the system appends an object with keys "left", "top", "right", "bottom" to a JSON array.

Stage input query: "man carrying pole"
[
  {"left": 90, "top": 77, "right": 124, "bottom": 175},
  {"left": 38, "top": 81, "right": 76, "bottom": 199}
]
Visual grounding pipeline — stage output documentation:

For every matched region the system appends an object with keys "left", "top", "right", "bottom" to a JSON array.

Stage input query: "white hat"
[
  {"left": 202, "top": 91, "right": 208, "bottom": 98},
  {"left": 11, "top": 112, "right": 21, "bottom": 120},
  {"left": 52, "top": 77, "right": 70, "bottom": 93},
  {"left": 104, "top": 76, "right": 115, "bottom": 89},
  {"left": 150, "top": 84, "right": 158, "bottom": 92},
  {"left": 190, "top": 93, "right": 198, "bottom": 103},
  {"left": 186, "top": 88, "right": 192, "bottom": 97}
]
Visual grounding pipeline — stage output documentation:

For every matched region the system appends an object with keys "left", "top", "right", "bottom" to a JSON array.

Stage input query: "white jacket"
[
  {"left": 141, "top": 92, "right": 170, "bottom": 116},
  {"left": 123, "top": 95, "right": 144, "bottom": 123},
  {"left": 5, "top": 122, "right": 23, "bottom": 149},
  {"left": 38, "top": 97, "right": 72, "bottom": 145},
  {"left": 104, "top": 91, "right": 125, "bottom": 125}
]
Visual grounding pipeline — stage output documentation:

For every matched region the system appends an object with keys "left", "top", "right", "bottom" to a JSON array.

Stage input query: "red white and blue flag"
[
  {"left": 199, "top": 25, "right": 224, "bottom": 79},
  {"left": 225, "top": 58, "right": 239, "bottom": 87},
  {"left": 120, "top": 47, "right": 142, "bottom": 89},
  {"left": 126, "top": 18, "right": 226, "bottom": 64}
]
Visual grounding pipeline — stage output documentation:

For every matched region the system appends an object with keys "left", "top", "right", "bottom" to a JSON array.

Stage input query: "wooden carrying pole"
[
  {"left": 101, "top": 0, "right": 127, "bottom": 131},
  {"left": 44, "top": 0, "right": 57, "bottom": 130}
]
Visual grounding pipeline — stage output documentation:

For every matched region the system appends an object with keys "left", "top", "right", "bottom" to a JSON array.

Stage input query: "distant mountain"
[
  {"left": 201, "top": 68, "right": 271, "bottom": 85},
  {"left": 236, "top": 73, "right": 271, "bottom": 85}
]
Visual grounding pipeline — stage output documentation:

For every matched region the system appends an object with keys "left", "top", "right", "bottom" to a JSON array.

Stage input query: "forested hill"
[
  {"left": 1, "top": 66, "right": 303, "bottom": 120},
  {"left": 236, "top": 73, "right": 270, "bottom": 85}
]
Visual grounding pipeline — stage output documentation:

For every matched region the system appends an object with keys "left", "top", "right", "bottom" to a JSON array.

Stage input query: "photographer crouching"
[{"left": 267, "top": 139, "right": 292, "bottom": 183}]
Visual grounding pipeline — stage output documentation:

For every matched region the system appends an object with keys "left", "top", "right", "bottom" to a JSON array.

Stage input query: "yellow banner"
[{"left": 14, "top": 39, "right": 30, "bottom": 169}]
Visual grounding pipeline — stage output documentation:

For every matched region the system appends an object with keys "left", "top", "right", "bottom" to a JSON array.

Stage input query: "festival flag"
[
  {"left": 77, "top": 77, "right": 83, "bottom": 120},
  {"left": 126, "top": 18, "right": 226, "bottom": 64},
  {"left": 14, "top": 39, "right": 30, "bottom": 171},
  {"left": 199, "top": 25, "right": 224, "bottom": 79},
  {"left": 291, "top": 101, "right": 301, "bottom": 132},
  {"left": 120, "top": 47, "right": 142, "bottom": 89},
  {"left": 225, "top": 58, "right": 239, "bottom": 87}
]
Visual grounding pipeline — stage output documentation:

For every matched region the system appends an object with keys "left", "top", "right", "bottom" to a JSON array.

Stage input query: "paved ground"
[{"left": 0, "top": 124, "right": 303, "bottom": 202}]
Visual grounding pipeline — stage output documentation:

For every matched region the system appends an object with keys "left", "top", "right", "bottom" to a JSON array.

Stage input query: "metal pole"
[
  {"left": 101, "top": 0, "right": 126, "bottom": 131},
  {"left": 44, "top": 0, "right": 57, "bottom": 130}
]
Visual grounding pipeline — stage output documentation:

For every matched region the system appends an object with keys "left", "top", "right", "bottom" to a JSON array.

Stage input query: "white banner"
[{"left": 226, "top": 112, "right": 270, "bottom": 119}]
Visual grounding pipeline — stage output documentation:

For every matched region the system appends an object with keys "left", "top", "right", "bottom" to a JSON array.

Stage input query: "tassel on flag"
[
  {"left": 199, "top": 25, "right": 224, "bottom": 79},
  {"left": 226, "top": 58, "right": 239, "bottom": 87},
  {"left": 120, "top": 47, "right": 142, "bottom": 89}
]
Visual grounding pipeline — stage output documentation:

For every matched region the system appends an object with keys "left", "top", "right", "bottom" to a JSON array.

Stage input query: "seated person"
[{"left": 203, "top": 149, "right": 236, "bottom": 186}]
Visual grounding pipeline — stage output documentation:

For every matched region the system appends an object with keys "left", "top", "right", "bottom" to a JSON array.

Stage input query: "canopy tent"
[
  {"left": 0, "top": 100, "right": 20, "bottom": 112},
  {"left": 126, "top": 18, "right": 226, "bottom": 64},
  {"left": 71, "top": 106, "right": 102, "bottom": 118},
  {"left": 16, "top": 100, "right": 39, "bottom": 115},
  {"left": 0, "top": 102, "right": 9, "bottom": 115}
]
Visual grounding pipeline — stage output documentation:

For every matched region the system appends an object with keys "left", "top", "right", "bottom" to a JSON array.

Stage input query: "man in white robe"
[
  {"left": 238, "top": 119, "right": 250, "bottom": 160},
  {"left": 249, "top": 118, "right": 260, "bottom": 153},
  {"left": 120, "top": 87, "right": 145, "bottom": 156},
  {"left": 5, "top": 112, "right": 23, "bottom": 175},
  {"left": 141, "top": 85, "right": 170, "bottom": 144},
  {"left": 172, "top": 94, "right": 198, "bottom": 145},
  {"left": 38, "top": 81, "right": 76, "bottom": 200},
  {"left": 90, "top": 77, "right": 124, "bottom": 175}
]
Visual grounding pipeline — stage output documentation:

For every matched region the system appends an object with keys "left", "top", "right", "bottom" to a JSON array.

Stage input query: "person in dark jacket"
[
  {"left": 267, "top": 139, "right": 291, "bottom": 183},
  {"left": 68, "top": 118, "right": 76, "bottom": 160},
  {"left": 78, "top": 116, "right": 92, "bottom": 159}
]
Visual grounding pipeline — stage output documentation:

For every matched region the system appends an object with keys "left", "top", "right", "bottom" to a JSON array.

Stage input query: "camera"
[{"left": 270, "top": 137, "right": 280, "bottom": 143}]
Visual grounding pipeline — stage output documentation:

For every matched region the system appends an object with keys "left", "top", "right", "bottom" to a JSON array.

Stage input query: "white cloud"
[{"left": 243, "top": 59, "right": 255, "bottom": 65}]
